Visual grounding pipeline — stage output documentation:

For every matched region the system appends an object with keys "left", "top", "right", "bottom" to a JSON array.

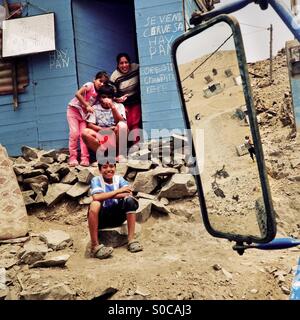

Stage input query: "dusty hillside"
[
  {"left": 249, "top": 49, "right": 300, "bottom": 240},
  {"left": 0, "top": 49, "right": 299, "bottom": 301}
]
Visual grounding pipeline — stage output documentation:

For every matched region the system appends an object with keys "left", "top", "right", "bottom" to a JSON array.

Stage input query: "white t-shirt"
[
  {"left": 90, "top": 175, "right": 128, "bottom": 208},
  {"left": 86, "top": 102, "right": 126, "bottom": 127}
]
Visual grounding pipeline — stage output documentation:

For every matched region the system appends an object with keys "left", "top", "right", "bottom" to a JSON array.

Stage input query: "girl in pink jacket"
[{"left": 67, "top": 71, "right": 109, "bottom": 166}]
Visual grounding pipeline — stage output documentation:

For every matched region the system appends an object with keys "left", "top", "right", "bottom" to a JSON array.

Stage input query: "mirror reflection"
[{"left": 176, "top": 21, "right": 267, "bottom": 238}]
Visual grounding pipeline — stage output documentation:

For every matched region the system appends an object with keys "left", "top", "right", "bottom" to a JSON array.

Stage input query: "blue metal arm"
[
  {"left": 199, "top": 0, "right": 254, "bottom": 19},
  {"left": 269, "top": 0, "right": 300, "bottom": 40},
  {"left": 197, "top": 0, "right": 300, "bottom": 42},
  {"left": 255, "top": 237, "right": 300, "bottom": 250}
]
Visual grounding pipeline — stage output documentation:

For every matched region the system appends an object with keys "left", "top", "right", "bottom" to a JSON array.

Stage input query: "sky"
[
  {"left": 178, "top": 0, "right": 295, "bottom": 63},
  {"left": 215, "top": 0, "right": 295, "bottom": 62}
]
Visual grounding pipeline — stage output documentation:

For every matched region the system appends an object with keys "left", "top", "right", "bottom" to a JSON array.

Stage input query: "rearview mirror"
[{"left": 172, "top": 15, "right": 276, "bottom": 249}]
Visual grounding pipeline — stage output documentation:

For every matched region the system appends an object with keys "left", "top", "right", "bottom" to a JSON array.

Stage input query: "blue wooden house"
[{"left": 0, "top": 0, "right": 199, "bottom": 156}]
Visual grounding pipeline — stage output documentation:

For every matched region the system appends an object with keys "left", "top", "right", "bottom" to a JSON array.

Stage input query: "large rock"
[
  {"left": 40, "top": 156, "right": 54, "bottom": 164},
  {"left": 132, "top": 170, "right": 158, "bottom": 193},
  {"left": 22, "top": 191, "right": 36, "bottom": 206},
  {"left": 30, "top": 182, "right": 47, "bottom": 196},
  {"left": 66, "top": 182, "right": 90, "bottom": 198},
  {"left": 127, "top": 160, "right": 152, "bottom": 170},
  {"left": 41, "top": 149, "right": 57, "bottom": 159},
  {"left": 151, "top": 200, "right": 171, "bottom": 215},
  {"left": 46, "top": 164, "right": 70, "bottom": 178},
  {"left": 22, "top": 169, "right": 45, "bottom": 179},
  {"left": 0, "top": 145, "right": 29, "bottom": 240},
  {"left": 39, "top": 230, "right": 72, "bottom": 251},
  {"left": 158, "top": 174, "right": 197, "bottom": 199},
  {"left": 151, "top": 167, "right": 178, "bottom": 177},
  {"left": 18, "top": 242, "right": 48, "bottom": 265},
  {"left": 44, "top": 183, "right": 71, "bottom": 206},
  {"left": 34, "top": 161, "right": 51, "bottom": 170},
  {"left": 23, "top": 175, "right": 48, "bottom": 186},
  {"left": 13, "top": 165, "right": 27, "bottom": 175},
  {"left": 21, "top": 146, "right": 39, "bottom": 161},
  {"left": 61, "top": 171, "right": 78, "bottom": 184},
  {"left": 77, "top": 168, "right": 94, "bottom": 184},
  {"left": 136, "top": 199, "right": 153, "bottom": 223},
  {"left": 20, "top": 284, "right": 76, "bottom": 300},
  {"left": 99, "top": 223, "right": 141, "bottom": 248},
  {"left": 30, "top": 254, "right": 70, "bottom": 268}
]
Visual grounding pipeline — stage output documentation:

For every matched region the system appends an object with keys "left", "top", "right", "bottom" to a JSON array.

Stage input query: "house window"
[{"left": 0, "top": 3, "right": 29, "bottom": 104}]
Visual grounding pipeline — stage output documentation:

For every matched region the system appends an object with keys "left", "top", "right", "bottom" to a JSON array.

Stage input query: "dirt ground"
[
  {"left": 22, "top": 194, "right": 299, "bottom": 300},
  {"left": 3, "top": 50, "right": 300, "bottom": 301}
]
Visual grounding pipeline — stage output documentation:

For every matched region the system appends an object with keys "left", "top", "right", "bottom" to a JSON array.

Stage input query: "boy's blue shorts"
[{"left": 98, "top": 196, "right": 138, "bottom": 229}]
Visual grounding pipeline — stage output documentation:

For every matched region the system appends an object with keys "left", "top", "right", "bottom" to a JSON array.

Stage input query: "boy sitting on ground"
[{"left": 88, "top": 161, "right": 143, "bottom": 259}]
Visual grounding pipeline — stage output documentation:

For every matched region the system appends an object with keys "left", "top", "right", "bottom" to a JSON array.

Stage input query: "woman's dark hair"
[
  {"left": 95, "top": 70, "right": 109, "bottom": 80},
  {"left": 97, "top": 84, "right": 115, "bottom": 98},
  {"left": 116, "top": 52, "right": 131, "bottom": 64}
]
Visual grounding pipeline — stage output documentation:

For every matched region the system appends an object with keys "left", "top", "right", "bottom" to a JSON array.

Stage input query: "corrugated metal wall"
[
  {"left": 28, "top": 0, "right": 77, "bottom": 152},
  {"left": 0, "top": 0, "right": 197, "bottom": 155},
  {"left": 72, "top": 0, "right": 138, "bottom": 85},
  {"left": 0, "top": 2, "right": 37, "bottom": 155},
  {"left": 134, "top": 0, "right": 186, "bottom": 137},
  {"left": 0, "top": 0, "right": 77, "bottom": 156}
]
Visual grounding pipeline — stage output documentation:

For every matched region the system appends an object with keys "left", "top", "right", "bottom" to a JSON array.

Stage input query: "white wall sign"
[{"left": 2, "top": 13, "right": 56, "bottom": 58}]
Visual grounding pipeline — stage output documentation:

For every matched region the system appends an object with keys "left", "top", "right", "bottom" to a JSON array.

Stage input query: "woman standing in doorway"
[{"left": 110, "top": 53, "right": 141, "bottom": 146}]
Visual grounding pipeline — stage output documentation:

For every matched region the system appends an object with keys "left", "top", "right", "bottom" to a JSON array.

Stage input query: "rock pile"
[
  {"left": 0, "top": 229, "right": 74, "bottom": 300},
  {"left": 248, "top": 49, "right": 296, "bottom": 136},
  {"left": 11, "top": 135, "right": 197, "bottom": 224},
  {"left": 248, "top": 49, "right": 299, "bottom": 182},
  {"left": 249, "top": 48, "right": 300, "bottom": 240}
]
